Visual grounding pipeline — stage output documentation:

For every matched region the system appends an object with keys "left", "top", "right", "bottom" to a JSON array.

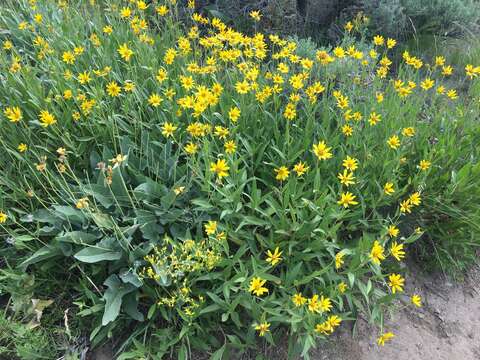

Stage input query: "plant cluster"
[{"left": 0, "top": 0, "right": 479, "bottom": 358}]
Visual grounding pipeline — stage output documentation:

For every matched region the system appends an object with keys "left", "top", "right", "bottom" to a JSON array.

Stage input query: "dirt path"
[{"left": 312, "top": 264, "right": 480, "bottom": 360}]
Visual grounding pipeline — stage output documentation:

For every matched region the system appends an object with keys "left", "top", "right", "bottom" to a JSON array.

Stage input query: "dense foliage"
[{"left": 0, "top": 0, "right": 479, "bottom": 358}]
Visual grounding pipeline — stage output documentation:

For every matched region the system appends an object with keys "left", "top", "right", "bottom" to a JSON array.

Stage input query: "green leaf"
[
  {"left": 123, "top": 292, "right": 144, "bottom": 322},
  {"left": 91, "top": 213, "right": 115, "bottom": 230},
  {"left": 210, "top": 344, "right": 226, "bottom": 360},
  {"left": 235, "top": 216, "right": 268, "bottom": 231},
  {"left": 84, "top": 184, "right": 114, "bottom": 208},
  {"left": 52, "top": 205, "right": 86, "bottom": 225},
  {"left": 74, "top": 245, "right": 122, "bottom": 263},
  {"left": 102, "top": 275, "right": 136, "bottom": 326},
  {"left": 200, "top": 303, "right": 221, "bottom": 315},
  {"left": 20, "top": 245, "right": 62, "bottom": 268},
  {"left": 191, "top": 198, "right": 214, "bottom": 209},
  {"left": 178, "top": 343, "right": 187, "bottom": 360},
  {"left": 56, "top": 231, "right": 99, "bottom": 244}
]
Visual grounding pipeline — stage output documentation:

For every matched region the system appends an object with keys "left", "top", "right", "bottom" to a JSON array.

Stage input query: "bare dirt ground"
[
  {"left": 92, "top": 264, "right": 480, "bottom": 360},
  {"left": 310, "top": 264, "right": 480, "bottom": 360}
]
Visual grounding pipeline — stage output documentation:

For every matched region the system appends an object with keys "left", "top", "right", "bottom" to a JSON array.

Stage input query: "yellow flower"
[
  {"left": 62, "top": 51, "right": 75, "bottom": 64},
  {"left": 315, "top": 322, "right": 332, "bottom": 335},
  {"left": 386, "top": 38, "right": 396, "bottom": 49},
  {"left": 78, "top": 71, "right": 92, "bottom": 84},
  {"left": 411, "top": 294, "right": 422, "bottom": 307},
  {"left": 341, "top": 124, "right": 353, "bottom": 136},
  {"left": 76, "top": 197, "right": 89, "bottom": 209},
  {"left": 338, "top": 170, "right": 355, "bottom": 186},
  {"left": 465, "top": 64, "right": 480, "bottom": 79},
  {"left": 4, "top": 106, "right": 22, "bottom": 122},
  {"left": 337, "top": 192, "right": 358, "bottom": 208},
  {"left": 387, "top": 225, "right": 399, "bottom": 237},
  {"left": 277, "top": 63, "right": 289, "bottom": 74},
  {"left": 400, "top": 199, "right": 413, "bottom": 213},
  {"left": 75, "top": 46, "right": 84, "bottom": 55},
  {"left": 137, "top": 0, "right": 148, "bottom": 10},
  {"left": 377, "top": 332, "right": 395, "bottom": 346},
  {"left": 274, "top": 166, "right": 289, "bottom": 181},
  {"left": 249, "top": 10, "right": 262, "bottom": 21},
  {"left": 327, "top": 315, "right": 342, "bottom": 329},
  {"left": 148, "top": 93, "right": 162, "bottom": 107},
  {"left": 204, "top": 220, "right": 217, "bottom": 235},
  {"left": 184, "top": 142, "right": 198, "bottom": 155},
  {"left": 39, "top": 110, "right": 56, "bottom": 127},
  {"left": 373, "top": 35, "right": 384, "bottom": 46},
  {"left": 420, "top": 78, "right": 434, "bottom": 90},
  {"left": 0, "top": 211, "right": 7, "bottom": 223},
  {"left": 109, "top": 154, "right": 127, "bottom": 166},
  {"left": 214, "top": 126, "right": 229, "bottom": 140},
  {"left": 376, "top": 91, "right": 384, "bottom": 103},
  {"left": 308, "top": 294, "right": 332, "bottom": 313},
  {"left": 266, "top": 247, "right": 283, "bottom": 266},
  {"left": 384, "top": 182, "right": 395, "bottom": 195},
  {"left": 442, "top": 65, "right": 453, "bottom": 76},
  {"left": 64, "top": 70, "right": 73, "bottom": 80},
  {"left": 342, "top": 156, "right": 358, "bottom": 171},
  {"left": 210, "top": 159, "right": 229, "bottom": 179},
  {"left": 156, "top": 68, "right": 168, "bottom": 83},
  {"left": 174, "top": 186, "right": 185, "bottom": 195},
  {"left": 235, "top": 80, "right": 250, "bottom": 94},
  {"left": 344, "top": 21, "right": 353, "bottom": 32},
  {"left": 283, "top": 103, "right": 296, "bottom": 120},
  {"left": 249, "top": 277, "right": 268, "bottom": 296},
  {"left": 123, "top": 81, "right": 135, "bottom": 92},
  {"left": 161, "top": 122, "right": 178, "bottom": 138},
  {"left": 118, "top": 43, "right": 134, "bottom": 61},
  {"left": 228, "top": 106, "right": 241, "bottom": 123},
  {"left": 63, "top": 89, "right": 73, "bottom": 100},
  {"left": 408, "top": 192, "right": 421, "bottom": 206},
  {"left": 370, "top": 241, "right": 385, "bottom": 265},
  {"left": 292, "top": 293, "right": 307, "bottom": 307},
  {"left": 103, "top": 25, "right": 113, "bottom": 34},
  {"left": 390, "top": 241, "right": 405, "bottom": 261},
  {"left": 106, "top": 81, "right": 121, "bottom": 97},
  {"left": 387, "top": 135, "right": 400, "bottom": 149},
  {"left": 447, "top": 89, "right": 458, "bottom": 100},
  {"left": 254, "top": 322, "right": 270, "bottom": 336},
  {"left": 224, "top": 140, "right": 236, "bottom": 154},
  {"left": 18, "top": 143, "right": 28, "bottom": 153},
  {"left": 156, "top": 5, "right": 168, "bottom": 16},
  {"left": 335, "top": 252, "right": 345, "bottom": 269},
  {"left": 338, "top": 282, "right": 348, "bottom": 293},
  {"left": 368, "top": 112, "right": 381, "bottom": 126},
  {"left": 293, "top": 161, "right": 309, "bottom": 176},
  {"left": 180, "top": 75, "right": 195, "bottom": 90},
  {"left": 315, "top": 315, "right": 342, "bottom": 335},
  {"left": 402, "top": 127, "right": 415, "bottom": 137},
  {"left": 333, "top": 46, "right": 345, "bottom": 58},
  {"left": 120, "top": 6, "right": 132, "bottom": 18},
  {"left": 419, "top": 160, "right": 431, "bottom": 171},
  {"left": 312, "top": 141, "right": 333, "bottom": 160},
  {"left": 388, "top": 273, "right": 405, "bottom": 294},
  {"left": 3, "top": 40, "right": 13, "bottom": 50}
]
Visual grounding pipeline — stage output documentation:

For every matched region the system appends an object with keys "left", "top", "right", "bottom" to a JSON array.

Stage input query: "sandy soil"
[{"left": 311, "top": 264, "right": 480, "bottom": 360}]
